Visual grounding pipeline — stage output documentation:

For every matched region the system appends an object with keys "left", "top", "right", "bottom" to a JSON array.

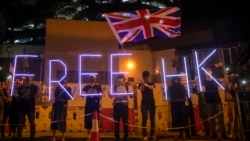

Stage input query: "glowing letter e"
[
  {"left": 110, "top": 53, "right": 133, "bottom": 95},
  {"left": 10, "top": 54, "right": 38, "bottom": 96},
  {"left": 49, "top": 60, "right": 73, "bottom": 100},
  {"left": 78, "top": 54, "right": 102, "bottom": 96}
]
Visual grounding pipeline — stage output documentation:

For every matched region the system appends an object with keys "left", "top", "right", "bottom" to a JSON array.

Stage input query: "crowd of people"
[
  {"left": 0, "top": 77, "right": 38, "bottom": 141},
  {"left": 0, "top": 68, "right": 237, "bottom": 141}
]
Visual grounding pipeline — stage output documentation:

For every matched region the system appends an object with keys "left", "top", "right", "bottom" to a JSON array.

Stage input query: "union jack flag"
[{"left": 104, "top": 7, "right": 181, "bottom": 44}]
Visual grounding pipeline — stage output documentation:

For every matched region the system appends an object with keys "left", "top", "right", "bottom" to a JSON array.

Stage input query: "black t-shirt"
[
  {"left": 167, "top": 83, "right": 187, "bottom": 101},
  {"left": 17, "top": 84, "right": 38, "bottom": 111},
  {"left": 82, "top": 84, "right": 102, "bottom": 107},
  {"left": 203, "top": 80, "right": 221, "bottom": 103},
  {"left": 138, "top": 82, "right": 155, "bottom": 105},
  {"left": 54, "top": 86, "right": 72, "bottom": 104}
]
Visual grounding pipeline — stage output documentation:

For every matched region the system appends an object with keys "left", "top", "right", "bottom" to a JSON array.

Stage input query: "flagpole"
[{"left": 120, "top": 43, "right": 145, "bottom": 83}]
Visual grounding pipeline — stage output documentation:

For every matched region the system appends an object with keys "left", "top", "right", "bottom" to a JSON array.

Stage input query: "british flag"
[{"left": 104, "top": 7, "right": 181, "bottom": 44}]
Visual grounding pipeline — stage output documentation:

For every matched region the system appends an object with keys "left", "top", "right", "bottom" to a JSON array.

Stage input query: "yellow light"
[{"left": 126, "top": 61, "right": 135, "bottom": 69}]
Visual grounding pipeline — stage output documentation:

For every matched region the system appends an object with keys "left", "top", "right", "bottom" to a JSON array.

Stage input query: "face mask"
[
  {"left": 89, "top": 78, "right": 95, "bottom": 83},
  {"left": 117, "top": 78, "right": 124, "bottom": 83}
]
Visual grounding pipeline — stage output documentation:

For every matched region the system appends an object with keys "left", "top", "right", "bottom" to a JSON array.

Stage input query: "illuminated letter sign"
[
  {"left": 194, "top": 49, "right": 224, "bottom": 92},
  {"left": 110, "top": 53, "right": 133, "bottom": 95},
  {"left": 11, "top": 54, "right": 38, "bottom": 96},
  {"left": 161, "top": 57, "right": 190, "bottom": 99},
  {"left": 79, "top": 54, "right": 102, "bottom": 96},
  {"left": 49, "top": 59, "right": 73, "bottom": 100}
]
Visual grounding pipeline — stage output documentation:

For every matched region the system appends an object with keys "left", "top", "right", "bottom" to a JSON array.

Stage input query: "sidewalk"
[{"left": 1, "top": 131, "right": 238, "bottom": 141}]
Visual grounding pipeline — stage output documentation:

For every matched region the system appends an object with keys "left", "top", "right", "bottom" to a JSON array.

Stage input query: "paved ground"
[{"left": 0, "top": 132, "right": 243, "bottom": 141}]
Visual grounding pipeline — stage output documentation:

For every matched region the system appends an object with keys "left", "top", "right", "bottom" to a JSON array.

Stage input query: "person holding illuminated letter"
[
  {"left": 108, "top": 74, "right": 133, "bottom": 141},
  {"left": 50, "top": 80, "right": 72, "bottom": 141},
  {"left": 203, "top": 68, "right": 229, "bottom": 140},
  {"left": 168, "top": 76, "right": 188, "bottom": 139},
  {"left": 17, "top": 77, "right": 38, "bottom": 141},
  {"left": 82, "top": 75, "right": 102, "bottom": 138}
]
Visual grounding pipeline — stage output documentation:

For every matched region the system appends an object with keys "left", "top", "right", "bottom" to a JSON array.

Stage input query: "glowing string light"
[
  {"left": 195, "top": 51, "right": 202, "bottom": 92},
  {"left": 49, "top": 59, "right": 73, "bottom": 100},
  {"left": 110, "top": 53, "right": 133, "bottom": 95},
  {"left": 78, "top": 54, "right": 102, "bottom": 96},
  {"left": 184, "top": 57, "right": 191, "bottom": 98},
  {"left": 201, "top": 67, "right": 225, "bottom": 90},
  {"left": 161, "top": 58, "right": 168, "bottom": 99},
  {"left": 165, "top": 74, "right": 186, "bottom": 77},
  {"left": 198, "top": 49, "right": 216, "bottom": 67},
  {"left": 10, "top": 54, "right": 38, "bottom": 96}
]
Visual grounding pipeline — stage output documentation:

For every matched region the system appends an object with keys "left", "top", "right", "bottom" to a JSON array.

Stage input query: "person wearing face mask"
[
  {"left": 203, "top": 68, "right": 229, "bottom": 140},
  {"left": 167, "top": 76, "right": 189, "bottom": 140},
  {"left": 108, "top": 74, "right": 132, "bottom": 141},
  {"left": 16, "top": 77, "right": 38, "bottom": 141},
  {"left": 138, "top": 71, "right": 156, "bottom": 141},
  {"left": 82, "top": 75, "right": 102, "bottom": 139},
  {"left": 50, "top": 80, "right": 72, "bottom": 141}
]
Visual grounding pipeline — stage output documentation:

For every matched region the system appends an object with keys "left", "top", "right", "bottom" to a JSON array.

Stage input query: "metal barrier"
[{"left": 236, "top": 92, "right": 250, "bottom": 141}]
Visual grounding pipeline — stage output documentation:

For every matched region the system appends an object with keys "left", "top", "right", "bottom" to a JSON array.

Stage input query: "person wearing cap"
[
  {"left": 16, "top": 77, "right": 38, "bottom": 141},
  {"left": 138, "top": 71, "right": 156, "bottom": 141},
  {"left": 167, "top": 76, "right": 189, "bottom": 140},
  {"left": 108, "top": 74, "right": 132, "bottom": 141},
  {"left": 50, "top": 80, "right": 72, "bottom": 141},
  {"left": 82, "top": 75, "right": 102, "bottom": 138}
]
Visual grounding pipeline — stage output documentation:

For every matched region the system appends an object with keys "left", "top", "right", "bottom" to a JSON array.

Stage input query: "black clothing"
[
  {"left": 168, "top": 83, "right": 187, "bottom": 101},
  {"left": 138, "top": 82, "right": 156, "bottom": 137},
  {"left": 112, "top": 84, "right": 130, "bottom": 140},
  {"left": 18, "top": 110, "right": 35, "bottom": 139},
  {"left": 138, "top": 82, "right": 155, "bottom": 105},
  {"left": 83, "top": 85, "right": 102, "bottom": 108},
  {"left": 82, "top": 84, "right": 102, "bottom": 129},
  {"left": 17, "top": 84, "right": 38, "bottom": 111},
  {"left": 17, "top": 84, "right": 38, "bottom": 140},
  {"left": 8, "top": 96, "right": 19, "bottom": 136},
  {"left": 167, "top": 83, "right": 188, "bottom": 133},
  {"left": 50, "top": 86, "right": 72, "bottom": 132},
  {"left": 141, "top": 104, "right": 155, "bottom": 137},
  {"left": 113, "top": 103, "right": 128, "bottom": 140},
  {"left": 203, "top": 80, "right": 221, "bottom": 103}
]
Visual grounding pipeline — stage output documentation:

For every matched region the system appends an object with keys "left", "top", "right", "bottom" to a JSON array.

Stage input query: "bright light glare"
[
  {"left": 126, "top": 61, "right": 135, "bottom": 69},
  {"left": 7, "top": 75, "right": 12, "bottom": 79},
  {"left": 242, "top": 80, "right": 247, "bottom": 84}
]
